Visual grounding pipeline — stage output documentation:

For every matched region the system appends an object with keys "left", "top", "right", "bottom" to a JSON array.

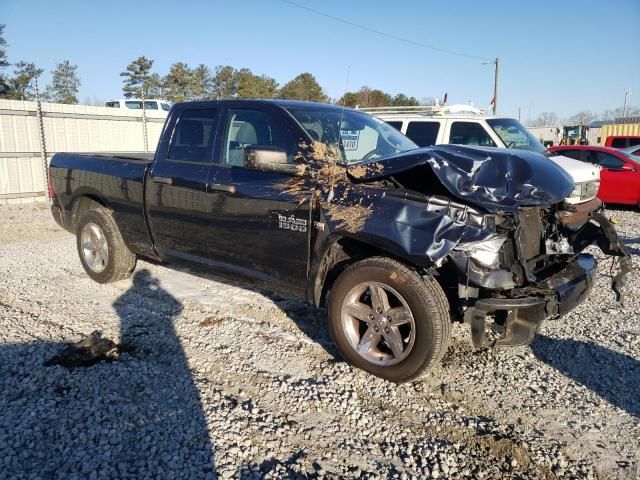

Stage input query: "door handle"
[
  {"left": 209, "top": 184, "right": 236, "bottom": 194},
  {"left": 151, "top": 176, "right": 173, "bottom": 185}
]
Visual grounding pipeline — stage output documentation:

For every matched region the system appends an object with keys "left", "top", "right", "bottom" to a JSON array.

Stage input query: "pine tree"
[
  {"left": 0, "top": 25, "right": 10, "bottom": 97},
  {"left": 146, "top": 73, "right": 165, "bottom": 99},
  {"left": 163, "top": 62, "right": 193, "bottom": 103},
  {"left": 213, "top": 65, "right": 237, "bottom": 98},
  {"left": 8, "top": 61, "right": 44, "bottom": 100},
  {"left": 235, "top": 68, "right": 278, "bottom": 99},
  {"left": 120, "top": 56, "right": 155, "bottom": 98},
  {"left": 191, "top": 64, "right": 215, "bottom": 100},
  {"left": 279, "top": 73, "right": 327, "bottom": 103},
  {"left": 45, "top": 60, "right": 80, "bottom": 104}
]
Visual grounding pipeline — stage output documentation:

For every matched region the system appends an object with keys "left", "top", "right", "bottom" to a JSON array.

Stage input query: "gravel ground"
[{"left": 0, "top": 203, "right": 638, "bottom": 479}]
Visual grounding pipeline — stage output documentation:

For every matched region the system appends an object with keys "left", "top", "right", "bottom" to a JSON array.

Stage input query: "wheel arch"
[
  {"left": 71, "top": 193, "right": 110, "bottom": 230},
  {"left": 311, "top": 235, "right": 429, "bottom": 308}
]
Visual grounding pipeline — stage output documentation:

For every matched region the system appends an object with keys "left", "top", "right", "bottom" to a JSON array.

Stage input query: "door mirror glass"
[{"left": 244, "top": 146, "right": 306, "bottom": 175}]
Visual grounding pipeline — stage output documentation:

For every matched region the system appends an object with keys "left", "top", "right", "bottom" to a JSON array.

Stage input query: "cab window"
[
  {"left": 406, "top": 121, "right": 440, "bottom": 147},
  {"left": 449, "top": 122, "right": 496, "bottom": 147},
  {"left": 221, "top": 109, "right": 295, "bottom": 167},
  {"left": 167, "top": 108, "right": 218, "bottom": 162}
]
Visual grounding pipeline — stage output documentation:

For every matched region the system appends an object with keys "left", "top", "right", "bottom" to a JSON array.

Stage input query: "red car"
[{"left": 549, "top": 145, "right": 640, "bottom": 207}]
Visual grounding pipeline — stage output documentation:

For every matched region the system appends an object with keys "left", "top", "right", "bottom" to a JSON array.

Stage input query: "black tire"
[
  {"left": 75, "top": 207, "right": 136, "bottom": 283},
  {"left": 328, "top": 257, "right": 450, "bottom": 383}
]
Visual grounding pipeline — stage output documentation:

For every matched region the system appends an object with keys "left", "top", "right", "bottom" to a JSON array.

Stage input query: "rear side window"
[
  {"left": 168, "top": 108, "right": 218, "bottom": 162},
  {"left": 105, "top": 101, "right": 120, "bottom": 108},
  {"left": 449, "top": 122, "right": 496, "bottom": 147},
  {"left": 406, "top": 121, "right": 440, "bottom": 147},
  {"left": 144, "top": 101, "right": 159, "bottom": 110},
  {"left": 125, "top": 101, "right": 142, "bottom": 109},
  {"left": 611, "top": 138, "right": 626, "bottom": 148},
  {"left": 386, "top": 121, "right": 403, "bottom": 132}
]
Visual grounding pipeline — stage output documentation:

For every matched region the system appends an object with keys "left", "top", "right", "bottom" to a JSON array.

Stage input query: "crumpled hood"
[{"left": 347, "top": 145, "right": 575, "bottom": 213}]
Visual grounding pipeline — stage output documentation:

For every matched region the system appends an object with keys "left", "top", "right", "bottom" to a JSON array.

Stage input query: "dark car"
[
  {"left": 550, "top": 145, "right": 640, "bottom": 207},
  {"left": 48, "top": 100, "right": 631, "bottom": 382}
]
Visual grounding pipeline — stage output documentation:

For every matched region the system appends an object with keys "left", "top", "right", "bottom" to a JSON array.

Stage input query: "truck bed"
[{"left": 49, "top": 152, "right": 155, "bottom": 256}]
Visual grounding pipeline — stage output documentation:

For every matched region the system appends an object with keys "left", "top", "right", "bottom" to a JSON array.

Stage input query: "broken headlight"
[{"left": 454, "top": 235, "right": 507, "bottom": 269}]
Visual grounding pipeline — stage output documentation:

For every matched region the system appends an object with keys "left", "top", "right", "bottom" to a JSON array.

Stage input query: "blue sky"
[{"left": 2, "top": 0, "right": 639, "bottom": 119}]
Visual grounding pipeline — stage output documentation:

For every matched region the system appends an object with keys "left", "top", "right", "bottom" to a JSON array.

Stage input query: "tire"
[
  {"left": 76, "top": 207, "right": 136, "bottom": 283},
  {"left": 328, "top": 257, "right": 450, "bottom": 383}
]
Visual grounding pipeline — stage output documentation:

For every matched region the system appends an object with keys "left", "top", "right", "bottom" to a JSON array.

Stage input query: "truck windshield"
[
  {"left": 287, "top": 107, "right": 417, "bottom": 164},
  {"left": 486, "top": 118, "right": 547, "bottom": 154}
]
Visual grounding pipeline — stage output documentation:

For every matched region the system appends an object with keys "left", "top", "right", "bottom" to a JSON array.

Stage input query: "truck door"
[
  {"left": 205, "top": 106, "right": 311, "bottom": 295},
  {"left": 146, "top": 107, "right": 219, "bottom": 261}
]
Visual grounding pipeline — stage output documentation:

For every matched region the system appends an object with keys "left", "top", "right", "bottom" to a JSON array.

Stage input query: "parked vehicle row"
[
  {"left": 366, "top": 105, "right": 601, "bottom": 208},
  {"left": 48, "top": 99, "right": 631, "bottom": 382},
  {"left": 550, "top": 145, "right": 640, "bottom": 207}
]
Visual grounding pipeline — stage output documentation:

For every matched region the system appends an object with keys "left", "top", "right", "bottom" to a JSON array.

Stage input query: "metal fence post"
[
  {"left": 141, "top": 89, "right": 149, "bottom": 153},
  {"left": 34, "top": 77, "right": 49, "bottom": 201}
]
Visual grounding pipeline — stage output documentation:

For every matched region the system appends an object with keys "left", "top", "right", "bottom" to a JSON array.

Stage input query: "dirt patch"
[{"left": 200, "top": 314, "right": 233, "bottom": 327}]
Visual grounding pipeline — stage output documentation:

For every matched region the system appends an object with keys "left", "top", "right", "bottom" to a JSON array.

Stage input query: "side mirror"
[
  {"left": 244, "top": 146, "right": 306, "bottom": 176},
  {"left": 617, "top": 163, "right": 635, "bottom": 172}
]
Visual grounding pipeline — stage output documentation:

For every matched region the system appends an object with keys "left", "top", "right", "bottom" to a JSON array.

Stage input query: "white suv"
[{"left": 365, "top": 105, "right": 600, "bottom": 206}]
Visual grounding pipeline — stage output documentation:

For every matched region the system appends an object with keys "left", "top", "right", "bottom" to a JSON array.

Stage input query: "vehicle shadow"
[
  {"left": 531, "top": 335, "right": 640, "bottom": 417},
  {"left": 0, "top": 269, "right": 216, "bottom": 478}
]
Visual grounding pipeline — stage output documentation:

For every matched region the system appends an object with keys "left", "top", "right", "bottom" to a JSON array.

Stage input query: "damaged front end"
[
  {"left": 453, "top": 206, "right": 631, "bottom": 348},
  {"left": 345, "top": 145, "right": 632, "bottom": 349}
]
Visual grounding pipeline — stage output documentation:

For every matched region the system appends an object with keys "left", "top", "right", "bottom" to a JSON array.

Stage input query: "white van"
[
  {"left": 105, "top": 99, "right": 172, "bottom": 113},
  {"left": 365, "top": 105, "right": 600, "bottom": 206}
]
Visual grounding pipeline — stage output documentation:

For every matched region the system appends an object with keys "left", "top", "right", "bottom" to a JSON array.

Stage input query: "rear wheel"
[
  {"left": 328, "top": 257, "right": 450, "bottom": 383},
  {"left": 76, "top": 207, "right": 136, "bottom": 283}
]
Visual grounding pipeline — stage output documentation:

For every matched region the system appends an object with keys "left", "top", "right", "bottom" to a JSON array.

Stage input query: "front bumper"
[{"left": 465, "top": 253, "right": 597, "bottom": 348}]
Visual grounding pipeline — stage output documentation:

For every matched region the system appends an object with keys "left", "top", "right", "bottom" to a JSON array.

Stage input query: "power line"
[{"left": 278, "top": 0, "right": 490, "bottom": 62}]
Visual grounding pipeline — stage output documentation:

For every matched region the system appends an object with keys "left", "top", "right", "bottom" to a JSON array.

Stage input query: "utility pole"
[
  {"left": 483, "top": 57, "right": 499, "bottom": 114},
  {"left": 623, "top": 88, "right": 632, "bottom": 118}
]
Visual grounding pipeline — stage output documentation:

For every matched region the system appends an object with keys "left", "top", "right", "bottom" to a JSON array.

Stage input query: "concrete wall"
[{"left": 0, "top": 99, "right": 166, "bottom": 203}]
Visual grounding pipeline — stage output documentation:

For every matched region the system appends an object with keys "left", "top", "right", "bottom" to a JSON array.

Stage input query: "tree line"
[
  {"left": 0, "top": 25, "right": 79, "bottom": 103},
  {"left": 0, "top": 24, "right": 420, "bottom": 108},
  {"left": 118, "top": 55, "right": 421, "bottom": 107},
  {"left": 3, "top": 24, "right": 635, "bottom": 117}
]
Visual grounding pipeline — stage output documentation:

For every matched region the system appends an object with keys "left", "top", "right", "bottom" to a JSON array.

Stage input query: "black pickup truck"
[{"left": 49, "top": 99, "right": 631, "bottom": 382}]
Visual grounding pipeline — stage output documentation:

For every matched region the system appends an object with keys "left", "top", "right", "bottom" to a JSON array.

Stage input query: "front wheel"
[
  {"left": 76, "top": 207, "right": 136, "bottom": 283},
  {"left": 328, "top": 257, "right": 450, "bottom": 382}
]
